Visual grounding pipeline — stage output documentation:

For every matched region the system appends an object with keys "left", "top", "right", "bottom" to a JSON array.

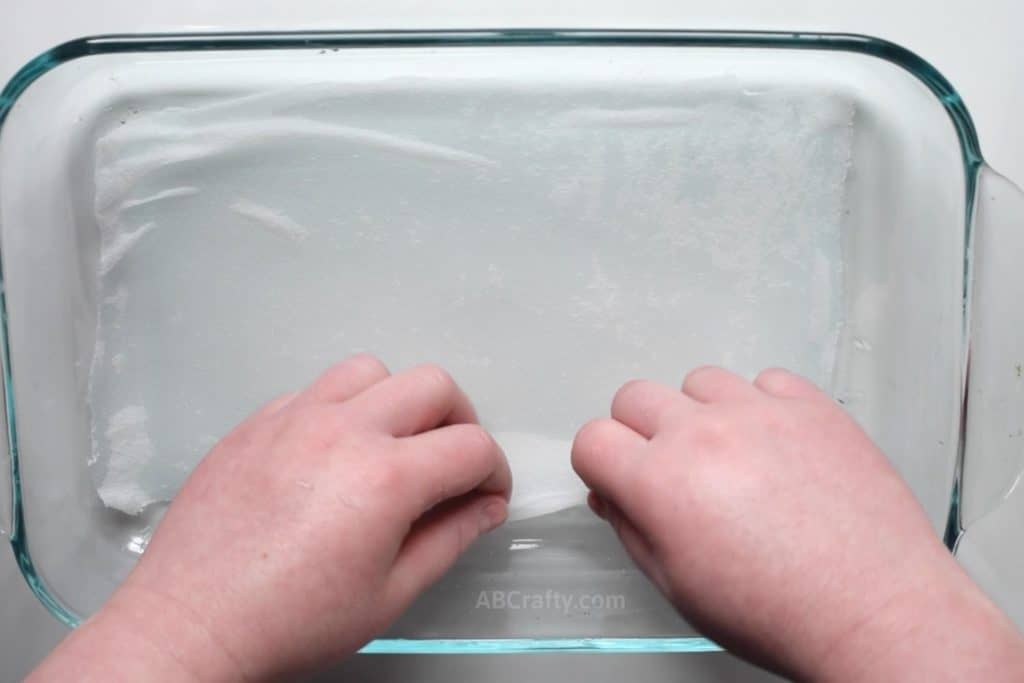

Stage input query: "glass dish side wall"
[{"left": 1, "top": 31, "right": 1011, "bottom": 653}]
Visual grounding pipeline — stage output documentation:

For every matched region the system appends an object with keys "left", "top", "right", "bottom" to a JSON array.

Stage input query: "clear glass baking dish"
[{"left": 2, "top": 30, "right": 1023, "bottom": 654}]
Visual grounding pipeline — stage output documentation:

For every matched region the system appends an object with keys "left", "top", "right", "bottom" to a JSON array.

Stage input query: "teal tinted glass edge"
[
  {"left": 359, "top": 637, "right": 722, "bottom": 654},
  {"left": 0, "top": 29, "right": 983, "bottom": 652}
]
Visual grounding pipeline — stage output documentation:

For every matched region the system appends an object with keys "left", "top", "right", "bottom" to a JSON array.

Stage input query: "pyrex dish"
[{"left": 2, "top": 31, "right": 1023, "bottom": 653}]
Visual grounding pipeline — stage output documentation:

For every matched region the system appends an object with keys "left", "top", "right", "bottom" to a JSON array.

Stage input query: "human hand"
[
  {"left": 572, "top": 366, "right": 1024, "bottom": 682},
  {"left": 31, "top": 355, "right": 511, "bottom": 682}
]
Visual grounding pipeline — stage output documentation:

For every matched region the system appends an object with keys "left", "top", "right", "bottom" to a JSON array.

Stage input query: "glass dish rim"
[{"left": 0, "top": 28, "right": 984, "bottom": 654}]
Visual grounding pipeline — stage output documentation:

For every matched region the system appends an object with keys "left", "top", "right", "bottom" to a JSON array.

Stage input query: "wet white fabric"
[
  {"left": 84, "top": 70, "right": 852, "bottom": 516},
  {"left": 495, "top": 432, "right": 589, "bottom": 522}
]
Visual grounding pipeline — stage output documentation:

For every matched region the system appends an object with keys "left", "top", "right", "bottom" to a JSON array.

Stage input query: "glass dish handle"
[
  {"left": 957, "top": 168, "right": 1024, "bottom": 629},
  {"left": 0, "top": 383, "right": 11, "bottom": 537},
  {"left": 960, "top": 165, "right": 1024, "bottom": 532}
]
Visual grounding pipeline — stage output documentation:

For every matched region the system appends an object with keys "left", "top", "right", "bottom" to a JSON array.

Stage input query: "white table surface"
[{"left": 2, "top": 2, "right": 1022, "bottom": 681}]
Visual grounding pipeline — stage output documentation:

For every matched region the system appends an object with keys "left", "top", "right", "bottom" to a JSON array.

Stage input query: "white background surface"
[{"left": 2, "top": 2, "right": 1022, "bottom": 681}]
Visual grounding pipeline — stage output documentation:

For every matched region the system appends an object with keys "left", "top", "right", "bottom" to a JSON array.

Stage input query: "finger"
[
  {"left": 572, "top": 418, "right": 646, "bottom": 502},
  {"left": 611, "top": 379, "right": 693, "bottom": 439},
  {"left": 682, "top": 366, "right": 759, "bottom": 403},
  {"left": 295, "top": 354, "right": 390, "bottom": 406},
  {"left": 753, "top": 368, "right": 824, "bottom": 400},
  {"left": 399, "top": 423, "right": 512, "bottom": 515},
  {"left": 587, "top": 490, "right": 607, "bottom": 518},
  {"left": 387, "top": 493, "right": 507, "bottom": 608},
  {"left": 344, "top": 364, "right": 477, "bottom": 436},
  {"left": 600, "top": 499, "right": 670, "bottom": 596}
]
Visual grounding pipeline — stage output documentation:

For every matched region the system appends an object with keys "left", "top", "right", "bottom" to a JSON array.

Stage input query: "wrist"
[
  {"left": 28, "top": 584, "right": 249, "bottom": 683},
  {"left": 813, "top": 570, "right": 1024, "bottom": 682},
  {"left": 108, "top": 583, "right": 250, "bottom": 681}
]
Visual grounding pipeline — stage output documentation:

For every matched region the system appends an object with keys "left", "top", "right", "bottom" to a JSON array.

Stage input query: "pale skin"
[{"left": 28, "top": 356, "right": 1024, "bottom": 682}]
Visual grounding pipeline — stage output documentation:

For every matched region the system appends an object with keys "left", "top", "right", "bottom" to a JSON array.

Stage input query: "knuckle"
[
  {"left": 475, "top": 425, "right": 498, "bottom": 450},
  {"left": 755, "top": 366, "right": 794, "bottom": 385},
  {"left": 614, "top": 378, "right": 646, "bottom": 401},
  {"left": 682, "top": 365, "right": 724, "bottom": 387},
  {"left": 754, "top": 367, "right": 816, "bottom": 398},
  {"left": 346, "top": 353, "right": 389, "bottom": 378},
  {"left": 572, "top": 418, "right": 616, "bottom": 458},
  {"left": 416, "top": 363, "right": 457, "bottom": 393},
  {"left": 309, "top": 366, "right": 345, "bottom": 397},
  {"left": 612, "top": 379, "right": 651, "bottom": 411},
  {"left": 460, "top": 423, "right": 496, "bottom": 452},
  {"left": 320, "top": 354, "right": 387, "bottom": 387}
]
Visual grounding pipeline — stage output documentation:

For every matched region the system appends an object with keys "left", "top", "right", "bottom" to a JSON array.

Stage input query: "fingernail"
[{"left": 480, "top": 499, "right": 508, "bottom": 532}]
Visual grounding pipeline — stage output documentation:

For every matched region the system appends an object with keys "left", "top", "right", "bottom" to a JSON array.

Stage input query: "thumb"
[
  {"left": 589, "top": 492, "right": 671, "bottom": 597},
  {"left": 386, "top": 494, "right": 507, "bottom": 608}
]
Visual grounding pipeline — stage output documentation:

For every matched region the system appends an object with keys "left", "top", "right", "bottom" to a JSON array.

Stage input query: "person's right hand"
[
  {"left": 29, "top": 355, "right": 511, "bottom": 683},
  {"left": 572, "top": 366, "right": 1024, "bottom": 682}
]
